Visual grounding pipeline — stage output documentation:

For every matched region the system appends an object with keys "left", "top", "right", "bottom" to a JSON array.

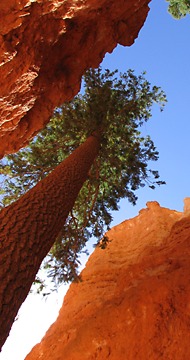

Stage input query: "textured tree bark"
[{"left": 0, "top": 133, "right": 100, "bottom": 350}]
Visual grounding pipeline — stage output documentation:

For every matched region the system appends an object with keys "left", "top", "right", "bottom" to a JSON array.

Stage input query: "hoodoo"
[
  {"left": 0, "top": 0, "right": 150, "bottom": 158},
  {"left": 25, "top": 199, "right": 190, "bottom": 360}
]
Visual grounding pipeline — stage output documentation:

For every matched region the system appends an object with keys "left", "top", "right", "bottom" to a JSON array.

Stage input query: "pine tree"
[
  {"left": 0, "top": 68, "right": 166, "bottom": 348},
  {"left": 0, "top": 68, "right": 166, "bottom": 286}
]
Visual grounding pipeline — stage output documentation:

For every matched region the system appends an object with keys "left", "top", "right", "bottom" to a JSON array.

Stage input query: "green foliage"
[
  {"left": 0, "top": 68, "right": 167, "bottom": 291},
  {"left": 166, "top": 0, "right": 190, "bottom": 18},
  {"left": 95, "top": 235, "right": 111, "bottom": 249}
]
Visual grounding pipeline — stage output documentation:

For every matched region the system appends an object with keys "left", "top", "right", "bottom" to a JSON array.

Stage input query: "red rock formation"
[
  {"left": 0, "top": 0, "right": 150, "bottom": 158},
  {"left": 25, "top": 199, "right": 190, "bottom": 360}
]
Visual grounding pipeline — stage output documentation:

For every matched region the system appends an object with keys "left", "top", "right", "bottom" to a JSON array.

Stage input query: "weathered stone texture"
[
  {"left": 25, "top": 200, "right": 190, "bottom": 360},
  {"left": 0, "top": 0, "right": 150, "bottom": 158}
]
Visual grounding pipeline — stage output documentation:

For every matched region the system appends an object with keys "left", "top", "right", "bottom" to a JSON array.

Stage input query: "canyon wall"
[
  {"left": 0, "top": 0, "right": 150, "bottom": 158},
  {"left": 25, "top": 199, "right": 190, "bottom": 360}
]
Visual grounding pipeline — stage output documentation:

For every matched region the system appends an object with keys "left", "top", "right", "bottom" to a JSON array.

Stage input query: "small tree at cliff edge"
[{"left": 167, "top": 0, "right": 190, "bottom": 18}]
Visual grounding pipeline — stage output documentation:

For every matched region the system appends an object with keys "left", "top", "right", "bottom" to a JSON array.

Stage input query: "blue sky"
[
  {"left": 107, "top": 0, "right": 190, "bottom": 225},
  {"left": 1, "top": 1, "right": 190, "bottom": 359}
]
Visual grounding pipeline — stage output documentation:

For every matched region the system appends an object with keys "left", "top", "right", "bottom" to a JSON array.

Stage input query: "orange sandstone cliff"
[
  {"left": 0, "top": 0, "right": 150, "bottom": 158},
  {"left": 25, "top": 199, "right": 190, "bottom": 360}
]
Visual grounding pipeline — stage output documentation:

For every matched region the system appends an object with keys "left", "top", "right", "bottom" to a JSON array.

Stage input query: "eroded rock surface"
[
  {"left": 0, "top": 0, "right": 150, "bottom": 158},
  {"left": 25, "top": 200, "right": 190, "bottom": 360}
]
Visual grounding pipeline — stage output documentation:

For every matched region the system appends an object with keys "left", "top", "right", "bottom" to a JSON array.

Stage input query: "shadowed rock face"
[
  {"left": 25, "top": 199, "right": 190, "bottom": 360},
  {"left": 0, "top": 0, "right": 150, "bottom": 158}
]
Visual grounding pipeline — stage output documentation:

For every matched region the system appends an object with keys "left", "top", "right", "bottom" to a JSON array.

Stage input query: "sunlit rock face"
[
  {"left": 25, "top": 199, "right": 190, "bottom": 360},
  {"left": 0, "top": 0, "right": 150, "bottom": 158}
]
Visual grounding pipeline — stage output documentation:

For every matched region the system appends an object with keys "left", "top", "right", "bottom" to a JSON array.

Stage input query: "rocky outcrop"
[
  {"left": 0, "top": 0, "right": 150, "bottom": 158},
  {"left": 25, "top": 199, "right": 190, "bottom": 360}
]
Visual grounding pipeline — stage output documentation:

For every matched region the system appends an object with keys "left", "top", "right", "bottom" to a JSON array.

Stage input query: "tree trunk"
[{"left": 0, "top": 133, "right": 100, "bottom": 350}]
